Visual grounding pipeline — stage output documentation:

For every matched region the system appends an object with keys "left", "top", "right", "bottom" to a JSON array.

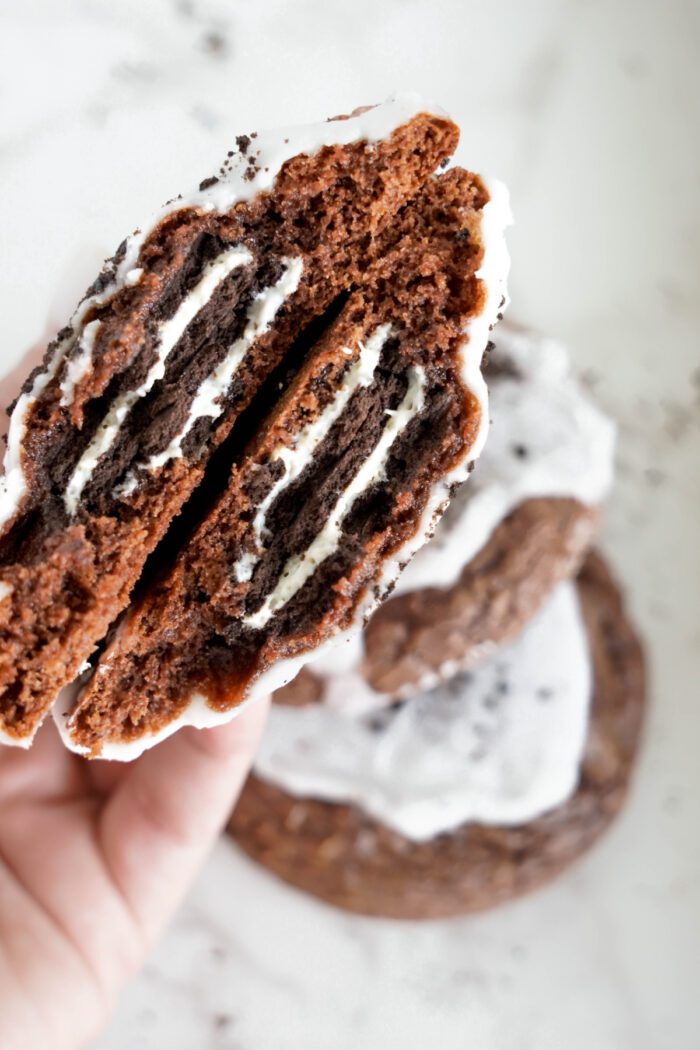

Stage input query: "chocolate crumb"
[
  {"left": 236, "top": 134, "right": 251, "bottom": 155},
  {"left": 213, "top": 1013, "right": 234, "bottom": 1031},
  {"left": 512, "top": 444, "right": 528, "bottom": 459},
  {"left": 644, "top": 467, "right": 666, "bottom": 487},
  {"left": 199, "top": 175, "right": 219, "bottom": 191},
  {"left": 202, "top": 31, "right": 228, "bottom": 57}
]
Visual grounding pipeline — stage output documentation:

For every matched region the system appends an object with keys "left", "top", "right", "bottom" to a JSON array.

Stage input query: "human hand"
[{"left": 0, "top": 701, "right": 269, "bottom": 1050}]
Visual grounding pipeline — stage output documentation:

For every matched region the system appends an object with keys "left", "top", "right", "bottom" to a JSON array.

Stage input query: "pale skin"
[{"left": 0, "top": 700, "right": 269, "bottom": 1050}]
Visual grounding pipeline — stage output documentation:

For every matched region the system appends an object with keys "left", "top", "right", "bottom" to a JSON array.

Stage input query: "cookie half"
[
  {"left": 0, "top": 96, "right": 466, "bottom": 745},
  {"left": 229, "top": 554, "right": 645, "bottom": 919},
  {"left": 57, "top": 161, "right": 510, "bottom": 757}
]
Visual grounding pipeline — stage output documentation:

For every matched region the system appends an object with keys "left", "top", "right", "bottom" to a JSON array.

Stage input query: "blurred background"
[{"left": 1, "top": 1, "right": 698, "bottom": 1047}]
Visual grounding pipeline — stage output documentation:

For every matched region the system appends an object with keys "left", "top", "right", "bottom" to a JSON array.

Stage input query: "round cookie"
[{"left": 229, "top": 553, "right": 645, "bottom": 919}]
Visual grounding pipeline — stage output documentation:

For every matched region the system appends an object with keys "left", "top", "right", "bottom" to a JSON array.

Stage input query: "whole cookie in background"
[
  {"left": 276, "top": 324, "right": 616, "bottom": 711},
  {"left": 229, "top": 554, "right": 645, "bottom": 919}
]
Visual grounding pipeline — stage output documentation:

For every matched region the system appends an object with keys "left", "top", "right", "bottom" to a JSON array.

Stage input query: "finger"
[
  {"left": 0, "top": 719, "right": 87, "bottom": 806},
  {"left": 88, "top": 757, "right": 130, "bottom": 797},
  {"left": 97, "top": 698, "right": 269, "bottom": 944}
]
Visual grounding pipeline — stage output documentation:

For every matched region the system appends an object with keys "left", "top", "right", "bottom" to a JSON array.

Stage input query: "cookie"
[
  {"left": 229, "top": 554, "right": 645, "bottom": 919},
  {"left": 56, "top": 160, "right": 511, "bottom": 757},
  {"left": 0, "top": 96, "right": 468, "bottom": 745}
]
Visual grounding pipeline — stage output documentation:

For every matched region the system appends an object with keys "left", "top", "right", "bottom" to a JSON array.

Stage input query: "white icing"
[
  {"left": 244, "top": 365, "right": 426, "bottom": 630},
  {"left": 230, "top": 323, "right": 392, "bottom": 584},
  {"left": 64, "top": 246, "right": 252, "bottom": 514},
  {"left": 254, "top": 583, "right": 591, "bottom": 840},
  {"left": 124, "top": 267, "right": 144, "bottom": 287},
  {"left": 59, "top": 319, "right": 102, "bottom": 407},
  {"left": 141, "top": 256, "right": 304, "bottom": 474},
  {"left": 0, "top": 581, "right": 13, "bottom": 601},
  {"left": 395, "top": 326, "right": 616, "bottom": 596},
  {"left": 165, "top": 94, "right": 449, "bottom": 218}
]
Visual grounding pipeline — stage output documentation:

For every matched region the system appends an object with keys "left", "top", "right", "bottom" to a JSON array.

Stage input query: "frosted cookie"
[
  {"left": 55, "top": 161, "right": 511, "bottom": 758},
  {"left": 276, "top": 326, "right": 616, "bottom": 710},
  {"left": 0, "top": 94, "right": 508, "bottom": 747},
  {"left": 229, "top": 554, "right": 645, "bottom": 919}
]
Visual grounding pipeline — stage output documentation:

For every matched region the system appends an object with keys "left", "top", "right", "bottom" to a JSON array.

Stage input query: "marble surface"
[{"left": 0, "top": 1, "right": 698, "bottom": 1047}]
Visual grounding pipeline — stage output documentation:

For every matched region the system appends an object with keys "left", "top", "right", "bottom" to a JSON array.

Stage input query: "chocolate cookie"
[
  {"left": 229, "top": 554, "right": 645, "bottom": 919},
  {"left": 0, "top": 95, "right": 510, "bottom": 751},
  {"left": 56, "top": 155, "right": 510, "bottom": 757}
]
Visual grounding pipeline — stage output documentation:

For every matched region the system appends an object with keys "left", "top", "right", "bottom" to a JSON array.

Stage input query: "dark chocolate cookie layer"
[{"left": 228, "top": 553, "right": 645, "bottom": 919}]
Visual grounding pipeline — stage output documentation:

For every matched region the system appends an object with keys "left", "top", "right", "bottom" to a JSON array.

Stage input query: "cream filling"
[
  {"left": 0, "top": 333, "right": 71, "bottom": 530},
  {"left": 231, "top": 324, "right": 392, "bottom": 585},
  {"left": 244, "top": 365, "right": 426, "bottom": 630},
  {"left": 63, "top": 246, "right": 252, "bottom": 515},
  {"left": 254, "top": 582, "right": 592, "bottom": 841},
  {"left": 140, "top": 256, "right": 304, "bottom": 475},
  {"left": 59, "top": 319, "right": 102, "bottom": 407}
]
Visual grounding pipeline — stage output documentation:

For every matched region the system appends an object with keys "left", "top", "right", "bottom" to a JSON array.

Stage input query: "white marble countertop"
[{"left": 1, "top": 2, "right": 698, "bottom": 1047}]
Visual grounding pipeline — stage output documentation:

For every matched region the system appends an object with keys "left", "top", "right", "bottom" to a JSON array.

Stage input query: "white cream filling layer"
[
  {"left": 244, "top": 365, "right": 426, "bottom": 630},
  {"left": 64, "top": 246, "right": 252, "bottom": 515},
  {"left": 59, "top": 319, "right": 102, "bottom": 407},
  {"left": 254, "top": 582, "right": 592, "bottom": 841},
  {"left": 141, "top": 256, "right": 303, "bottom": 475},
  {"left": 231, "top": 323, "right": 392, "bottom": 585}
]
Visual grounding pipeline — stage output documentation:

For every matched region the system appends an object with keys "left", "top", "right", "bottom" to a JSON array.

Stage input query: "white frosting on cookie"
[
  {"left": 395, "top": 326, "right": 616, "bottom": 596},
  {"left": 59, "top": 320, "right": 102, "bottom": 407},
  {"left": 253, "top": 582, "right": 591, "bottom": 840}
]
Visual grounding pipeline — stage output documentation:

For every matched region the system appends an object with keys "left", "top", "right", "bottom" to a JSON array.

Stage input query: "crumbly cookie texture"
[
  {"left": 57, "top": 148, "right": 510, "bottom": 758},
  {"left": 0, "top": 95, "right": 509, "bottom": 750}
]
